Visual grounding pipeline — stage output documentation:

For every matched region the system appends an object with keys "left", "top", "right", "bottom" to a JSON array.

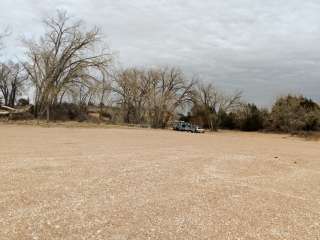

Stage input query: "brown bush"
[{"left": 270, "top": 95, "right": 320, "bottom": 132}]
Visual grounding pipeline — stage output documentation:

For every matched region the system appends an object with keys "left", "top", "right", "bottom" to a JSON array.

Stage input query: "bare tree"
[
  {"left": 96, "top": 70, "right": 112, "bottom": 119},
  {"left": 192, "top": 82, "right": 242, "bottom": 130},
  {"left": 23, "top": 10, "right": 112, "bottom": 121},
  {"left": 195, "top": 83, "right": 241, "bottom": 113},
  {"left": 0, "top": 28, "right": 10, "bottom": 52},
  {"left": 0, "top": 62, "right": 27, "bottom": 107},
  {"left": 113, "top": 67, "right": 195, "bottom": 128},
  {"left": 113, "top": 68, "right": 151, "bottom": 123},
  {"left": 147, "top": 67, "right": 195, "bottom": 128}
]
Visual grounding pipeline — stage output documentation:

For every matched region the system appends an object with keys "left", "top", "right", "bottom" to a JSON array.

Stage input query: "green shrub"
[
  {"left": 235, "top": 104, "right": 265, "bottom": 131},
  {"left": 17, "top": 98, "right": 30, "bottom": 106},
  {"left": 218, "top": 110, "right": 237, "bottom": 129}
]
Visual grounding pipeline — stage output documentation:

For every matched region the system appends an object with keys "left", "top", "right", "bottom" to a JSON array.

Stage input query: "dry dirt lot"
[{"left": 0, "top": 125, "right": 319, "bottom": 239}]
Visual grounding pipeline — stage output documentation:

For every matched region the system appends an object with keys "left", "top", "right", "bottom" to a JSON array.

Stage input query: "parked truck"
[{"left": 173, "top": 121, "right": 205, "bottom": 133}]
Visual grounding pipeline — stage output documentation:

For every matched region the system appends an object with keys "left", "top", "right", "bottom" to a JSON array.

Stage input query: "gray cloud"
[{"left": 1, "top": 0, "right": 320, "bottom": 106}]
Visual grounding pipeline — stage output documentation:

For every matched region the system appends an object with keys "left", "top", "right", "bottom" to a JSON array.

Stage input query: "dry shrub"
[
  {"left": 50, "top": 103, "right": 88, "bottom": 122},
  {"left": 8, "top": 112, "right": 34, "bottom": 121},
  {"left": 270, "top": 95, "right": 320, "bottom": 132}
]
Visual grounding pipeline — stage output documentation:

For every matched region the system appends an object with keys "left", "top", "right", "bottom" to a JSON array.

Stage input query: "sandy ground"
[{"left": 0, "top": 125, "right": 319, "bottom": 240}]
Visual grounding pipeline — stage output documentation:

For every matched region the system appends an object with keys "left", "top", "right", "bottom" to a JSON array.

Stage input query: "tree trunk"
[
  {"left": 3, "top": 93, "right": 9, "bottom": 106},
  {"left": 46, "top": 104, "right": 50, "bottom": 122},
  {"left": 9, "top": 91, "right": 16, "bottom": 108},
  {"left": 8, "top": 84, "right": 17, "bottom": 108},
  {"left": 99, "top": 103, "right": 103, "bottom": 120}
]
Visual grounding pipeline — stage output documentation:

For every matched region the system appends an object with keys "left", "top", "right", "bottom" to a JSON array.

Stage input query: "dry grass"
[
  {"left": 0, "top": 120, "right": 141, "bottom": 130},
  {"left": 0, "top": 125, "right": 319, "bottom": 239},
  {"left": 293, "top": 131, "right": 320, "bottom": 141}
]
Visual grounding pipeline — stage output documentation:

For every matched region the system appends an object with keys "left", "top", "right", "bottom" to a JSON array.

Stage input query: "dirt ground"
[{"left": 0, "top": 125, "right": 319, "bottom": 240}]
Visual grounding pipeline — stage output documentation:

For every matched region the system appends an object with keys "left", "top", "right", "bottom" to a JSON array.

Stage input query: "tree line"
[{"left": 0, "top": 11, "right": 319, "bottom": 132}]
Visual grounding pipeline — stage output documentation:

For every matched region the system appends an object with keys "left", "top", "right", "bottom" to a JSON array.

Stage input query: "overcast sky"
[{"left": 1, "top": 0, "right": 320, "bottom": 106}]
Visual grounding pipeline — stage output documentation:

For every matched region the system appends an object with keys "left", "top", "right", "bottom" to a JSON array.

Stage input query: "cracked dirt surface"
[{"left": 0, "top": 125, "right": 319, "bottom": 239}]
